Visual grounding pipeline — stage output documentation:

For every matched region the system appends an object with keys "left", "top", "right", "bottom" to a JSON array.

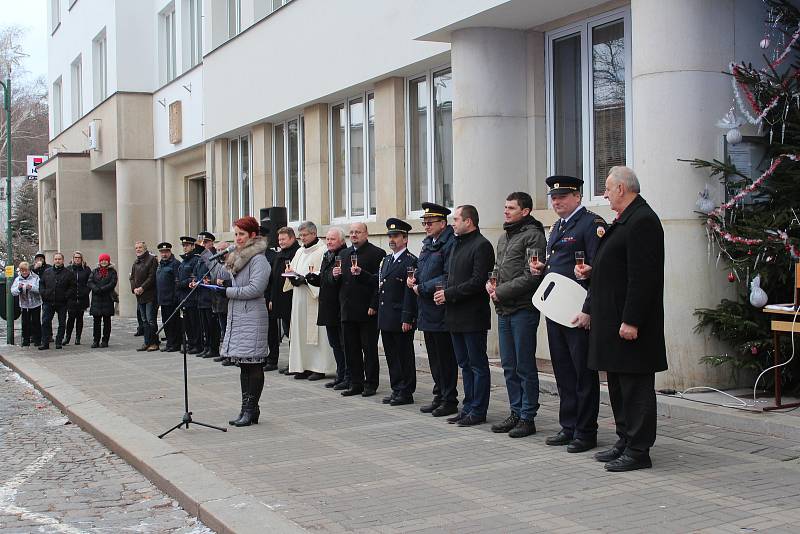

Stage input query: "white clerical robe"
[{"left": 284, "top": 240, "right": 336, "bottom": 374}]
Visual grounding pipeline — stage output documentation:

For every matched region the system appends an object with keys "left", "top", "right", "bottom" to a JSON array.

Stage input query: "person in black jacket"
[
  {"left": 195, "top": 232, "right": 221, "bottom": 359},
  {"left": 32, "top": 252, "right": 50, "bottom": 277},
  {"left": 409, "top": 203, "right": 459, "bottom": 417},
  {"left": 268, "top": 227, "right": 299, "bottom": 372},
  {"left": 434, "top": 205, "right": 495, "bottom": 427},
  {"left": 574, "top": 166, "right": 667, "bottom": 472},
  {"left": 156, "top": 242, "right": 182, "bottom": 352},
  {"left": 334, "top": 222, "right": 385, "bottom": 397},
  {"left": 64, "top": 251, "right": 92, "bottom": 345},
  {"left": 39, "top": 252, "right": 76, "bottom": 350},
  {"left": 87, "top": 253, "right": 118, "bottom": 348},
  {"left": 177, "top": 236, "right": 204, "bottom": 354},
  {"left": 306, "top": 227, "right": 349, "bottom": 389}
]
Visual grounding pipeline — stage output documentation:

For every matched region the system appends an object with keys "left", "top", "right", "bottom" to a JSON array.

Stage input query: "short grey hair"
[
  {"left": 298, "top": 221, "right": 318, "bottom": 235},
  {"left": 326, "top": 226, "right": 346, "bottom": 241},
  {"left": 607, "top": 166, "right": 640, "bottom": 194}
]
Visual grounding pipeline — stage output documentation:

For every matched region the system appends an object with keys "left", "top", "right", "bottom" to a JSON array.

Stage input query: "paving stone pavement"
[
  {"left": 4, "top": 317, "right": 800, "bottom": 532},
  {"left": 0, "top": 359, "right": 215, "bottom": 533}
]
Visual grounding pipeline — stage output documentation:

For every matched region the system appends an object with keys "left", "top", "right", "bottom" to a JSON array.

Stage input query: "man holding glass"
[
  {"left": 531, "top": 175, "right": 605, "bottom": 453},
  {"left": 485, "top": 192, "right": 546, "bottom": 438}
]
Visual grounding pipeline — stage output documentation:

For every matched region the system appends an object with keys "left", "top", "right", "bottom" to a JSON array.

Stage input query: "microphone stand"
[{"left": 157, "top": 255, "right": 228, "bottom": 439}]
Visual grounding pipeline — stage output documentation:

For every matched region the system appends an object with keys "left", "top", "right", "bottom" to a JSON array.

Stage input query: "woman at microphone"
[{"left": 216, "top": 216, "right": 271, "bottom": 427}]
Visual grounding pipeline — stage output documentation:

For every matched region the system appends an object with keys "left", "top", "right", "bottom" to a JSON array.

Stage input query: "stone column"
[
  {"left": 302, "top": 103, "right": 329, "bottom": 225},
  {"left": 374, "top": 77, "right": 406, "bottom": 220},
  {"left": 451, "top": 27, "right": 528, "bottom": 229},
  {"left": 115, "top": 159, "right": 159, "bottom": 317},
  {"left": 631, "top": 0, "right": 736, "bottom": 388},
  {"left": 251, "top": 123, "right": 274, "bottom": 215}
]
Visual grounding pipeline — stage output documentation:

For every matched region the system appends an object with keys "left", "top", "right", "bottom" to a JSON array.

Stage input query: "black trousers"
[
  {"left": 607, "top": 372, "right": 657, "bottom": 458},
  {"left": 267, "top": 315, "right": 290, "bottom": 365},
  {"left": 199, "top": 307, "right": 220, "bottom": 355},
  {"left": 382, "top": 330, "right": 416, "bottom": 397},
  {"left": 342, "top": 318, "right": 379, "bottom": 390},
  {"left": 326, "top": 324, "right": 349, "bottom": 383},
  {"left": 41, "top": 303, "right": 67, "bottom": 345},
  {"left": 160, "top": 305, "right": 181, "bottom": 349},
  {"left": 546, "top": 319, "right": 599, "bottom": 439},
  {"left": 93, "top": 315, "right": 112, "bottom": 342},
  {"left": 217, "top": 312, "right": 227, "bottom": 338},
  {"left": 423, "top": 330, "right": 458, "bottom": 406},
  {"left": 21, "top": 306, "right": 41, "bottom": 345},
  {"left": 66, "top": 308, "right": 86, "bottom": 340},
  {"left": 182, "top": 306, "right": 202, "bottom": 349}
]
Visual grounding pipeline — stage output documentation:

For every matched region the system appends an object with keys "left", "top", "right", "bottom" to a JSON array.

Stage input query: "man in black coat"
[
  {"left": 177, "top": 236, "right": 203, "bottom": 354},
  {"left": 130, "top": 241, "right": 159, "bottom": 351},
  {"left": 156, "top": 242, "right": 182, "bottom": 352},
  {"left": 196, "top": 232, "right": 220, "bottom": 359},
  {"left": 268, "top": 227, "right": 300, "bottom": 372},
  {"left": 435, "top": 206, "right": 495, "bottom": 427},
  {"left": 334, "top": 222, "right": 385, "bottom": 397},
  {"left": 377, "top": 219, "right": 418, "bottom": 406},
  {"left": 306, "top": 227, "right": 349, "bottom": 389},
  {"left": 39, "top": 252, "right": 76, "bottom": 350},
  {"left": 574, "top": 166, "right": 667, "bottom": 472}
]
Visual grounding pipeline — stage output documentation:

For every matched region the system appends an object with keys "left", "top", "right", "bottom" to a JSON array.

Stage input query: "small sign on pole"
[
  {"left": 5, "top": 265, "right": 14, "bottom": 277},
  {"left": 27, "top": 155, "right": 45, "bottom": 180}
]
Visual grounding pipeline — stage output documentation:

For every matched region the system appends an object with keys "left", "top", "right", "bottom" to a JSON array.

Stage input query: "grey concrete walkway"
[{"left": 3, "top": 318, "right": 800, "bottom": 532}]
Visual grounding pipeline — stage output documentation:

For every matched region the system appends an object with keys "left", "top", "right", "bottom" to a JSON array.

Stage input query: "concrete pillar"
[
  {"left": 251, "top": 123, "right": 274, "bottom": 215},
  {"left": 115, "top": 159, "right": 159, "bottom": 317},
  {"left": 451, "top": 27, "right": 528, "bottom": 229},
  {"left": 374, "top": 77, "right": 406, "bottom": 220},
  {"left": 631, "top": 0, "right": 736, "bottom": 388},
  {"left": 526, "top": 30, "right": 549, "bottom": 210},
  {"left": 302, "top": 103, "right": 329, "bottom": 225},
  {"left": 212, "top": 139, "right": 229, "bottom": 234}
]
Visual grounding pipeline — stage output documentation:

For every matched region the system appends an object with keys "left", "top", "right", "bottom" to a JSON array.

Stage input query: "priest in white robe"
[{"left": 284, "top": 221, "right": 336, "bottom": 379}]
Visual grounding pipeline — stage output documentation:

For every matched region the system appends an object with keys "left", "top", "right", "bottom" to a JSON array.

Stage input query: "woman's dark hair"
[{"left": 233, "top": 216, "right": 260, "bottom": 236}]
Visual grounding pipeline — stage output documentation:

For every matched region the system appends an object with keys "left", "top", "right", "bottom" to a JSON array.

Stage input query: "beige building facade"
[{"left": 44, "top": 0, "right": 766, "bottom": 389}]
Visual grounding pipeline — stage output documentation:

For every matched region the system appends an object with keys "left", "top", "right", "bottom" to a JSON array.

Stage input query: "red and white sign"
[{"left": 27, "top": 155, "right": 46, "bottom": 179}]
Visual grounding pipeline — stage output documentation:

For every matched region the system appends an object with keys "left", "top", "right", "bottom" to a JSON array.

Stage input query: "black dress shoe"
[
  {"left": 187, "top": 347, "right": 203, "bottom": 355},
  {"left": 38, "top": 344, "right": 49, "bottom": 350},
  {"left": 382, "top": 392, "right": 396, "bottom": 404},
  {"left": 166, "top": 346, "right": 180, "bottom": 352},
  {"left": 567, "top": 438, "right": 597, "bottom": 453},
  {"left": 202, "top": 352, "right": 218, "bottom": 359},
  {"left": 100, "top": 340, "right": 109, "bottom": 348},
  {"left": 221, "top": 358, "right": 235, "bottom": 366},
  {"left": 594, "top": 446, "right": 624, "bottom": 463},
  {"left": 390, "top": 396, "right": 414, "bottom": 406},
  {"left": 545, "top": 430, "right": 573, "bottom": 446},
  {"left": 196, "top": 349, "right": 209, "bottom": 358},
  {"left": 307, "top": 372, "right": 326, "bottom": 381},
  {"left": 604, "top": 454, "right": 652, "bottom": 472},
  {"left": 294, "top": 370, "right": 312, "bottom": 379},
  {"left": 278, "top": 366, "right": 289, "bottom": 374},
  {"left": 341, "top": 387, "right": 364, "bottom": 397},
  {"left": 508, "top": 419, "right": 536, "bottom": 438},
  {"left": 333, "top": 382, "right": 350, "bottom": 391},
  {"left": 431, "top": 404, "right": 458, "bottom": 417},
  {"left": 213, "top": 355, "right": 226, "bottom": 362},
  {"left": 419, "top": 401, "right": 441, "bottom": 414},
  {"left": 361, "top": 388, "right": 377, "bottom": 397},
  {"left": 324, "top": 380, "right": 337, "bottom": 388},
  {"left": 21, "top": 341, "right": 30, "bottom": 347},
  {"left": 457, "top": 414, "right": 486, "bottom": 427},
  {"left": 91, "top": 341, "right": 100, "bottom": 348},
  {"left": 447, "top": 412, "right": 466, "bottom": 424},
  {"left": 491, "top": 413, "right": 520, "bottom": 433},
  {"left": 263, "top": 363, "right": 278, "bottom": 372}
]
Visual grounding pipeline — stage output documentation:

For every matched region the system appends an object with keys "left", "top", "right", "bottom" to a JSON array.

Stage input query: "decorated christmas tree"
[{"left": 691, "top": 0, "right": 800, "bottom": 389}]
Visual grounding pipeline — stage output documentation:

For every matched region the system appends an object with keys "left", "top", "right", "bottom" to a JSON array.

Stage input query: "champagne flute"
[
  {"left": 284, "top": 260, "right": 291, "bottom": 272},
  {"left": 351, "top": 255, "right": 358, "bottom": 268},
  {"left": 407, "top": 266, "right": 416, "bottom": 280},
  {"left": 575, "top": 251, "right": 586, "bottom": 280},
  {"left": 308, "top": 263, "right": 315, "bottom": 274},
  {"left": 489, "top": 269, "right": 498, "bottom": 287},
  {"left": 335, "top": 256, "right": 342, "bottom": 269},
  {"left": 527, "top": 248, "right": 540, "bottom": 264}
]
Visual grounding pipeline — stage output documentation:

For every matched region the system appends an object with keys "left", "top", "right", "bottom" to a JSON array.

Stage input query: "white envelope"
[{"left": 531, "top": 272, "right": 587, "bottom": 328}]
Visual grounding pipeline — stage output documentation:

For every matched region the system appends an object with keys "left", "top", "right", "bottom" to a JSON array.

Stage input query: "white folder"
[{"left": 531, "top": 272, "right": 587, "bottom": 328}]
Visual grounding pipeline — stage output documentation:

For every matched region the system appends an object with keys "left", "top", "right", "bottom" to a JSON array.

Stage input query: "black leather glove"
[
  {"left": 289, "top": 274, "right": 306, "bottom": 287},
  {"left": 305, "top": 272, "right": 321, "bottom": 287},
  {"left": 222, "top": 279, "right": 232, "bottom": 288}
]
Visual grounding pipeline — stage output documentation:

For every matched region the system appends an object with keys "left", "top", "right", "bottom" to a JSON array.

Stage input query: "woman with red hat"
[{"left": 87, "top": 253, "right": 118, "bottom": 348}]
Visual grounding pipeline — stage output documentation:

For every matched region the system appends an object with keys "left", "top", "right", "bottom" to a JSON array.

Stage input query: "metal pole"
[{"left": 2, "top": 77, "right": 12, "bottom": 345}]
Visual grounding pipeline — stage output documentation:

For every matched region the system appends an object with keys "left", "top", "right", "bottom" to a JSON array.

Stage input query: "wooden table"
[{"left": 763, "top": 305, "right": 800, "bottom": 411}]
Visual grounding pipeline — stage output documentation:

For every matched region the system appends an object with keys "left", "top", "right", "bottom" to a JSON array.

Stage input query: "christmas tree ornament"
[
  {"left": 726, "top": 127, "right": 743, "bottom": 145},
  {"left": 760, "top": 37, "right": 771, "bottom": 49},
  {"left": 696, "top": 185, "right": 715, "bottom": 214},
  {"left": 751, "top": 345, "right": 759, "bottom": 355},
  {"left": 728, "top": 272, "right": 736, "bottom": 283},
  {"left": 717, "top": 106, "right": 744, "bottom": 145},
  {"left": 749, "top": 275, "right": 768, "bottom": 308}
]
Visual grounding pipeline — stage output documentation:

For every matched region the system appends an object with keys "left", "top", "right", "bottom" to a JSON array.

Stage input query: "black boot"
[
  {"left": 75, "top": 336, "right": 81, "bottom": 346},
  {"left": 229, "top": 371, "right": 247, "bottom": 425},
  {"left": 229, "top": 394, "right": 249, "bottom": 426},
  {"left": 91, "top": 340, "right": 100, "bottom": 348},
  {"left": 62, "top": 333, "right": 71, "bottom": 346}
]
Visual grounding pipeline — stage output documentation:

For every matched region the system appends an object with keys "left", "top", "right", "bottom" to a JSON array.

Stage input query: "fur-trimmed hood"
[{"left": 225, "top": 237, "right": 268, "bottom": 275}]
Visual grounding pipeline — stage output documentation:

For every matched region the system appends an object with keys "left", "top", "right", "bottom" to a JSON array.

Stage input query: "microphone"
[{"left": 209, "top": 244, "right": 236, "bottom": 261}]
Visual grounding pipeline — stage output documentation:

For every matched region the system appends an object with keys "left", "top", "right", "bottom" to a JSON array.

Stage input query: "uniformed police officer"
[
  {"left": 530, "top": 175, "right": 605, "bottom": 453},
  {"left": 196, "top": 231, "right": 221, "bottom": 359},
  {"left": 156, "top": 242, "right": 182, "bottom": 352},
  {"left": 378, "top": 218, "right": 418, "bottom": 406},
  {"left": 177, "top": 236, "right": 204, "bottom": 354}
]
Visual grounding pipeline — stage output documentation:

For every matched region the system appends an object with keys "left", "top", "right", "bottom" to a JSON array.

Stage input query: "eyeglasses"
[{"left": 421, "top": 220, "right": 444, "bottom": 227}]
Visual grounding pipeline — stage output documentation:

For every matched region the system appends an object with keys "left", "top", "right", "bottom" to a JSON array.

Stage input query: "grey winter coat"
[{"left": 221, "top": 238, "right": 270, "bottom": 363}]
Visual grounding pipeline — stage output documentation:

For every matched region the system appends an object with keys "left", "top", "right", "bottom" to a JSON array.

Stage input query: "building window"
[
  {"left": 188, "top": 0, "right": 202, "bottom": 68},
  {"left": 229, "top": 135, "right": 252, "bottom": 221},
  {"left": 51, "top": 0, "right": 61, "bottom": 33},
  {"left": 330, "top": 93, "right": 376, "bottom": 220},
  {"left": 406, "top": 67, "right": 453, "bottom": 214},
  {"left": 93, "top": 30, "right": 108, "bottom": 105},
  {"left": 546, "top": 9, "right": 631, "bottom": 201},
  {"left": 52, "top": 77, "right": 63, "bottom": 136},
  {"left": 228, "top": 0, "right": 241, "bottom": 39},
  {"left": 80, "top": 213, "right": 103, "bottom": 240},
  {"left": 273, "top": 117, "right": 305, "bottom": 223},
  {"left": 70, "top": 56, "right": 82, "bottom": 123},
  {"left": 161, "top": 4, "right": 177, "bottom": 84}
]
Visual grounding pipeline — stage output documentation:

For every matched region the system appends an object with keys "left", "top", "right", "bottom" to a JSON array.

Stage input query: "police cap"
[
  {"left": 386, "top": 218, "right": 412, "bottom": 235},
  {"left": 546, "top": 175, "right": 583, "bottom": 196}
]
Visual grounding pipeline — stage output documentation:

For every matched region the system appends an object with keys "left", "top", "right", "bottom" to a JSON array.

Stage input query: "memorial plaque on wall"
[{"left": 169, "top": 100, "right": 182, "bottom": 144}]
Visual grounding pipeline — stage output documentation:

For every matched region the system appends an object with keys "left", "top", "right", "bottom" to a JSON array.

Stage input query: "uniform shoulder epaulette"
[{"left": 406, "top": 252, "right": 418, "bottom": 259}]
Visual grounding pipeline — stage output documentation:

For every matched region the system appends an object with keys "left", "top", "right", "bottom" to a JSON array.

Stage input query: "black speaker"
[{"left": 259, "top": 207, "right": 288, "bottom": 249}]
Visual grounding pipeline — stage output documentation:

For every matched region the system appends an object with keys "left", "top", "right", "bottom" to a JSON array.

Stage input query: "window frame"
[
  {"left": 70, "top": 55, "right": 82, "bottom": 123},
  {"left": 404, "top": 64, "right": 453, "bottom": 217},
  {"left": 228, "top": 134, "right": 253, "bottom": 221},
  {"left": 188, "top": 0, "right": 203, "bottom": 68},
  {"left": 272, "top": 116, "right": 305, "bottom": 223},
  {"left": 328, "top": 91, "right": 376, "bottom": 223},
  {"left": 161, "top": 3, "right": 178, "bottom": 84},
  {"left": 93, "top": 30, "right": 108, "bottom": 106},
  {"left": 52, "top": 77, "right": 63, "bottom": 136},
  {"left": 51, "top": 0, "right": 61, "bottom": 34},
  {"left": 545, "top": 8, "right": 632, "bottom": 205},
  {"left": 228, "top": 0, "right": 241, "bottom": 39}
]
